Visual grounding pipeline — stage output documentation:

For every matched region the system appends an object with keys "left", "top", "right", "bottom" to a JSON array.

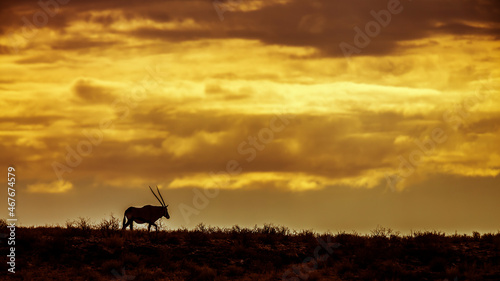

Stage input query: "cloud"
[
  {"left": 50, "top": 39, "right": 118, "bottom": 51},
  {"left": 0, "top": 115, "right": 62, "bottom": 126},
  {"left": 0, "top": 0, "right": 499, "bottom": 235},
  {"left": 123, "top": 0, "right": 500, "bottom": 57},
  {"left": 71, "top": 77, "right": 119, "bottom": 104},
  {"left": 204, "top": 82, "right": 252, "bottom": 100},
  {"left": 2, "top": 0, "right": 499, "bottom": 57},
  {"left": 27, "top": 180, "right": 73, "bottom": 193},
  {"left": 15, "top": 54, "right": 66, "bottom": 64},
  {"left": 0, "top": 0, "right": 498, "bottom": 194}
]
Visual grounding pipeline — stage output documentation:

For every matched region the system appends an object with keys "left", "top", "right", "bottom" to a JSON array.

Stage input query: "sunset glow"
[{"left": 1, "top": 0, "right": 499, "bottom": 234}]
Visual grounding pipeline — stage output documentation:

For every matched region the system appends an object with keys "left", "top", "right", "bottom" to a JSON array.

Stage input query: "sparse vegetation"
[
  {"left": 98, "top": 214, "right": 121, "bottom": 236},
  {"left": 1, "top": 219, "right": 499, "bottom": 280}
]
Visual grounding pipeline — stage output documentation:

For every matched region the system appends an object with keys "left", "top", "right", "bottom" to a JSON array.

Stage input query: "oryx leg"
[
  {"left": 123, "top": 216, "right": 127, "bottom": 230},
  {"left": 123, "top": 218, "right": 133, "bottom": 230}
]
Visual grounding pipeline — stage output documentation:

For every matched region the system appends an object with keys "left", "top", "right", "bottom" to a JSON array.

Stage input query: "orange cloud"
[{"left": 27, "top": 180, "right": 73, "bottom": 193}]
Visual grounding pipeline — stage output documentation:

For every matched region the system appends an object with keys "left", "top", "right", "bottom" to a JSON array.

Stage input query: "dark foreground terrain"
[{"left": 1, "top": 218, "right": 500, "bottom": 280}]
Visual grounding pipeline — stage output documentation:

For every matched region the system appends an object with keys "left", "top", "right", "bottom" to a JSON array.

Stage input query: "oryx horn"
[
  {"left": 156, "top": 185, "right": 167, "bottom": 207},
  {"left": 149, "top": 185, "right": 165, "bottom": 207}
]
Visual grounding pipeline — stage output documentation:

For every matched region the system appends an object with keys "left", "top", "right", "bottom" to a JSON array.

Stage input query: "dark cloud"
[
  {"left": 38, "top": 110, "right": 427, "bottom": 182},
  {"left": 121, "top": 0, "right": 499, "bottom": 56},
  {"left": 464, "top": 114, "right": 500, "bottom": 134},
  {"left": 0, "top": 115, "right": 62, "bottom": 126},
  {"left": 71, "top": 77, "right": 118, "bottom": 104},
  {"left": 2, "top": 0, "right": 498, "bottom": 56},
  {"left": 204, "top": 83, "right": 252, "bottom": 100},
  {"left": 50, "top": 39, "right": 118, "bottom": 50},
  {"left": 15, "top": 54, "right": 66, "bottom": 64}
]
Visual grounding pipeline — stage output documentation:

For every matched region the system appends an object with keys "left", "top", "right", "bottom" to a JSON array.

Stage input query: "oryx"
[{"left": 122, "top": 186, "right": 170, "bottom": 231}]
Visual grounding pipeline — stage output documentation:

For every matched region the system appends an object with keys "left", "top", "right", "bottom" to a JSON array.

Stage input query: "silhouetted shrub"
[
  {"left": 473, "top": 231, "right": 481, "bottom": 240},
  {"left": 123, "top": 252, "right": 140, "bottom": 267},
  {"left": 98, "top": 214, "right": 120, "bottom": 236},
  {"left": 6, "top": 223, "right": 500, "bottom": 280},
  {"left": 0, "top": 218, "right": 6, "bottom": 229},
  {"left": 429, "top": 257, "right": 448, "bottom": 272},
  {"left": 186, "top": 229, "right": 211, "bottom": 246},
  {"left": 103, "top": 235, "right": 124, "bottom": 254},
  {"left": 370, "top": 225, "right": 396, "bottom": 238},
  {"left": 189, "top": 265, "right": 217, "bottom": 281},
  {"left": 226, "top": 264, "right": 245, "bottom": 277},
  {"left": 65, "top": 217, "right": 93, "bottom": 237},
  {"left": 101, "top": 259, "right": 122, "bottom": 274}
]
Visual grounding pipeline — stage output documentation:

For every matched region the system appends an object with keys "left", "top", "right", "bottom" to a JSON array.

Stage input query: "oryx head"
[{"left": 149, "top": 185, "right": 170, "bottom": 219}]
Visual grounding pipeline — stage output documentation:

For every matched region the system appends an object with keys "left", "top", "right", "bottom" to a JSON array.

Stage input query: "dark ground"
[{"left": 1, "top": 218, "right": 500, "bottom": 280}]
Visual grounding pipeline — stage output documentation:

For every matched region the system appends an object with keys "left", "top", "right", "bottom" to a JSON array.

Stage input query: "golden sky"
[{"left": 1, "top": 0, "right": 499, "bottom": 233}]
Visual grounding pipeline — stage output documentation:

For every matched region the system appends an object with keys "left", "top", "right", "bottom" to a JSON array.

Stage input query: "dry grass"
[{"left": 1, "top": 218, "right": 499, "bottom": 280}]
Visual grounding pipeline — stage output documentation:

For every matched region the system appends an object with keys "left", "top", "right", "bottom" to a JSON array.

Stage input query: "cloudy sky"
[{"left": 1, "top": 0, "right": 499, "bottom": 234}]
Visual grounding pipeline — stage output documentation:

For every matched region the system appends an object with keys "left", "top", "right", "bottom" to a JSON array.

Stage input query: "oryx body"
[{"left": 122, "top": 186, "right": 170, "bottom": 231}]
